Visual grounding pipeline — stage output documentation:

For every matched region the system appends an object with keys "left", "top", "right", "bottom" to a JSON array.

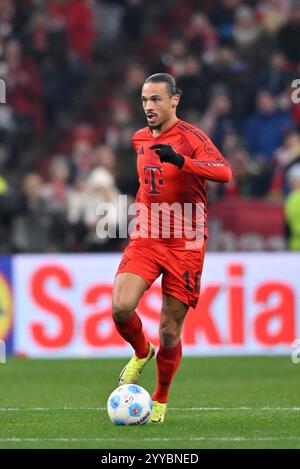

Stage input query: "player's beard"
[{"left": 148, "top": 123, "right": 162, "bottom": 131}]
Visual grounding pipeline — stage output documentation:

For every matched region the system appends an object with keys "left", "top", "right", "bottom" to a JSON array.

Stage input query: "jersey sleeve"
[
  {"left": 132, "top": 131, "right": 142, "bottom": 202},
  {"left": 135, "top": 186, "right": 141, "bottom": 203},
  {"left": 181, "top": 135, "right": 232, "bottom": 183},
  {"left": 131, "top": 132, "right": 138, "bottom": 153}
]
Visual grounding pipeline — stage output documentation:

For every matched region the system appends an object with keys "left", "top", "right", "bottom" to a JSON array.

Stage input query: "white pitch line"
[
  {"left": 0, "top": 436, "right": 300, "bottom": 443},
  {"left": 171, "top": 407, "right": 300, "bottom": 411},
  {"left": 1, "top": 406, "right": 300, "bottom": 412},
  {"left": 0, "top": 407, "right": 103, "bottom": 412}
]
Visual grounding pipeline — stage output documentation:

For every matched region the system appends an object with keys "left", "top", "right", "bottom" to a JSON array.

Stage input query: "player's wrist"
[{"left": 175, "top": 153, "right": 185, "bottom": 169}]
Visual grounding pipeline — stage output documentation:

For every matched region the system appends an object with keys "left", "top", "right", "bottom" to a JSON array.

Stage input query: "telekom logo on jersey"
[
  {"left": 143, "top": 165, "right": 163, "bottom": 194},
  {"left": 95, "top": 195, "right": 205, "bottom": 246}
]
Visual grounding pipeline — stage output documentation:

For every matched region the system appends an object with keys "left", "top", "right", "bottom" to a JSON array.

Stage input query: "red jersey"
[{"left": 131, "top": 119, "right": 231, "bottom": 245}]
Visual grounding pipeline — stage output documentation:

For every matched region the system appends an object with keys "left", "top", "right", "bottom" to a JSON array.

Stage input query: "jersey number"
[{"left": 183, "top": 270, "right": 201, "bottom": 293}]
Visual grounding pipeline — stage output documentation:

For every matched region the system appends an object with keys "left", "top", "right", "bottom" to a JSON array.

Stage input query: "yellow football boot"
[
  {"left": 150, "top": 400, "right": 167, "bottom": 424},
  {"left": 119, "top": 342, "right": 155, "bottom": 385}
]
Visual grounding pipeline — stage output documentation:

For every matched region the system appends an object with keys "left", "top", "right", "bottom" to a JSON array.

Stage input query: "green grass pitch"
[{"left": 0, "top": 356, "right": 299, "bottom": 449}]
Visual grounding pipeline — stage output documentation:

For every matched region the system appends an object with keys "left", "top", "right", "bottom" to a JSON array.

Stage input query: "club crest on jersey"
[{"left": 204, "top": 142, "right": 217, "bottom": 155}]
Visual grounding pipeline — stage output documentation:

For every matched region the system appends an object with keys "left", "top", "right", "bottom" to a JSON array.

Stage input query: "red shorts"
[{"left": 116, "top": 238, "right": 206, "bottom": 308}]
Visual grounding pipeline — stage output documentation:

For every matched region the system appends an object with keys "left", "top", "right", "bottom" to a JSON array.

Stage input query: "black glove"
[{"left": 150, "top": 144, "right": 185, "bottom": 169}]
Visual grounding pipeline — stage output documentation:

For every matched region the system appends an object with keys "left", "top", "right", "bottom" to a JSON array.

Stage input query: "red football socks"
[
  {"left": 152, "top": 340, "right": 182, "bottom": 403},
  {"left": 114, "top": 311, "right": 149, "bottom": 359}
]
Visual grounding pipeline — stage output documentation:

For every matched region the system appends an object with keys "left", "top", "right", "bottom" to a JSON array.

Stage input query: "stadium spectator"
[
  {"left": 43, "top": 155, "right": 70, "bottom": 214},
  {"left": 211, "top": 0, "right": 241, "bottom": 40},
  {"left": 0, "top": 0, "right": 15, "bottom": 50},
  {"left": 200, "top": 88, "right": 240, "bottom": 148},
  {"left": 83, "top": 167, "right": 123, "bottom": 251},
  {"left": 244, "top": 89, "right": 294, "bottom": 160},
  {"left": 257, "top": 51, "right": 294, "bottom": 96},
  {"left": 122, "top": 0, "right": 145, "bottom": 42},
  {"left": 233, "top": 5, "right": 271, "bottom": 67},
  {"left": 66, "top": 172, "right": 89, "bottom": 250},
  {"left": 184, "top": 11, "right": 219, "bottom": 57},
  {"left": 256, "top": 0, "right": 292, "bottom": 34},
  {"left": 160, "top": 37, "right": 188, "bottom": 77},
  {"left": 176, "top": 55, "right": 209, "bottom": 113},
  {"left": 12, "top": 172, "right": 64, "bottom": 252},
  {"left": 271, "top": 129, "right": 300, "bottom": 195},
  {"left": 65, "top": 0, "right": 96, "bottom": 65},
  {"left": 225, "top": 145, "right": 260, "bottom": 197},
  {"left": 3, "top": 38, "right": 44, "bottom": 135},
  {"left": 93, "top": 144, "right": 118, "bottom": 179},
  {"left": 278, "top": 0, "right": 300, "bottom": 65}
]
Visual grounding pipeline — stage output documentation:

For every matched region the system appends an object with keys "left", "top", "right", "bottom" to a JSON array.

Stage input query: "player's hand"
[{"left": 150, "top": 144, "right": 185, "bottom": 169}]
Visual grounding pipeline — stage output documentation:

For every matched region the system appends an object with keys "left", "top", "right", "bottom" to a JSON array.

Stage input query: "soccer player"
[{"left": 112, "top": 73, "right": 232, "bottom": 423}]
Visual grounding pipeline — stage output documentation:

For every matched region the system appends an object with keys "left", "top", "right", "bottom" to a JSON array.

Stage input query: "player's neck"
[{"left": 151, "top": 115, "right": 178, "bottom": 137}]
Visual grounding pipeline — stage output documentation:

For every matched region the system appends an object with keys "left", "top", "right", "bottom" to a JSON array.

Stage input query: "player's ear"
[{"left": 171, "top": 94, "right": 180, "bottom": 108}]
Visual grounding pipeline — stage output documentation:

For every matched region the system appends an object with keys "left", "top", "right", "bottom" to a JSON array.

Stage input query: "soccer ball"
[{"left": 107, "top": 384, "right": 153, "bottom": 425}]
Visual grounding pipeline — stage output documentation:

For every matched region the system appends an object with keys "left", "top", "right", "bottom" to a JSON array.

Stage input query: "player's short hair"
[{"left": 143, "top": 73, "right": 182, "bottom": 97}]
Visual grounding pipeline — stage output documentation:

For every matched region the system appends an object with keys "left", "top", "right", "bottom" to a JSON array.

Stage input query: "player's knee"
[
  {"left": 159, "top": 323, "right": 180, "bottom": 348},
  {"left": 112, "top": 295, "right": 137, "bottom": 322}
]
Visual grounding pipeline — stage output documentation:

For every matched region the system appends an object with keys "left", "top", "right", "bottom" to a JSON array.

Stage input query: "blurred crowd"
[{"left": 0, "top": 0, "right": 300, "bottom": 252}]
